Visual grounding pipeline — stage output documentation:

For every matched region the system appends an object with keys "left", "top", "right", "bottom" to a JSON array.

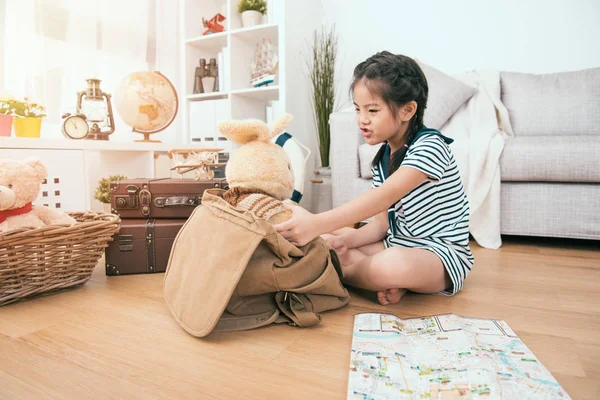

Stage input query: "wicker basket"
[{"left": 0, "top": 212, "right": 120, "bottom": 306}]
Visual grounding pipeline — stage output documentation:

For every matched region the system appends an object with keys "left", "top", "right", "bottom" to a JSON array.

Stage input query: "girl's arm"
[
  {"left": 275, "top": 166, "right": 428, "bottom": 245},
  {"left": 344, "top": 210, "right": 389, "bottom": 248}
]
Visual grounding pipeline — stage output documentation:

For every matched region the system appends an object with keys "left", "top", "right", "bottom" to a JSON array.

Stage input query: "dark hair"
[{"left": 350, "top": 51, "right": 428, "bottom": 176}]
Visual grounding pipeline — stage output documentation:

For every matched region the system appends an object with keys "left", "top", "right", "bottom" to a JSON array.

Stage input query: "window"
[{"left": 0, "top": 0, "right": 177, "bottom": 142}]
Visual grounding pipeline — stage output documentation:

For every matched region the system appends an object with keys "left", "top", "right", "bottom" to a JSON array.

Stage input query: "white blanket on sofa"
[{"left": 440, "top": 69, "right": 514, "bottom": 249}]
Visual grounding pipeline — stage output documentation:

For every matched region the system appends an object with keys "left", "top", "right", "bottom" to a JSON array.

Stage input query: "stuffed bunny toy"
[{"left": 216, "top": 114, "right": 295, "bottom": 224}]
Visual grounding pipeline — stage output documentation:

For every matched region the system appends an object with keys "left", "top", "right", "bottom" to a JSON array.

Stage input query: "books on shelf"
[
  {"left": 217, "top": 51, "right": 224, "bottom": 91},
  {"left": 189, "top": 99, "right": 230, "bottom": 145}
]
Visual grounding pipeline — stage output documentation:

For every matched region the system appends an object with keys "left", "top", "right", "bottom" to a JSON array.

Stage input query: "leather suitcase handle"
[{"left": 154, "top": 196, "right": 201, "bottom": 208}]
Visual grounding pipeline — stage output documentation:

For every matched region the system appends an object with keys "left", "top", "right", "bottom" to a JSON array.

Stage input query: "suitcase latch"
[
  {"left": 114, "top": 185, "right": 140, "bottom": 210},
  {"left": 118, "top": 234, "right": 134, "bottom": 251},
  {"left": 139, "top": 187, "right": 152, "bottom": 217}
]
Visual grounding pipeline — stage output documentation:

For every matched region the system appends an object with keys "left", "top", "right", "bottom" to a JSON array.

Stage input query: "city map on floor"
[{"left": 347, "top": 313, "right": 570, "bottom": 400}]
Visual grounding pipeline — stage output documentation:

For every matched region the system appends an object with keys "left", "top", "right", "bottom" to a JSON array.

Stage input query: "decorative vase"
[
  {"left": 311, "top": 166, "right": 333, "bottom": 214},
  {"left": 13, "top": 117, "right": 42, "bottom": 138},
  {"left": 241, "top": 10, "right": 262, "bottom": 28},
  {"left": 0, "top": 114, "right": 13, "bottom": 137},
  {"left": 102, "top": 202, "right": 112, "bottom": 214}
]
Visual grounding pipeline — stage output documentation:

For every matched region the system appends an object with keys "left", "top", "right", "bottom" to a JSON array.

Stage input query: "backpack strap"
[{"left": 275, "top": 292, "right": 322, "bottom": 327}]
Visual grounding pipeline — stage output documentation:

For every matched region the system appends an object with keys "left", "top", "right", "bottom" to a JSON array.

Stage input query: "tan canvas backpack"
[{"left": 163, "top": 190, "right": 350, "bottom": 337}]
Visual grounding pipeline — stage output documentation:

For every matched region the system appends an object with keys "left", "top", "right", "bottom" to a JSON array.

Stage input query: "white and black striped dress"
[{"left": 371, "top": 129, "right": 474, "bottom": 295}]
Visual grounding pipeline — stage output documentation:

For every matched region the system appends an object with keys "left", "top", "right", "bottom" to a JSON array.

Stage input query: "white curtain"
[{"left": 2, "top": 0, "right": 152, "bottom": 141}]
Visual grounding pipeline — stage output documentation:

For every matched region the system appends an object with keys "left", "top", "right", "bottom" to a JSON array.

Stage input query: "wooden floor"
[{"left": 0, "top": 237, "right": 599, "bottom": 399}]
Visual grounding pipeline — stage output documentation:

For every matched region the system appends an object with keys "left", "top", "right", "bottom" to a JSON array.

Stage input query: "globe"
[{"left": 113, "top": 71, "right": 178, "bottom": 143}]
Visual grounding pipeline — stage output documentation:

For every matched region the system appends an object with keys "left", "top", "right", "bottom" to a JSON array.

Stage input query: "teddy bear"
[
  {"left": 0, "top": 157, "right": 77, "bottom": 232},
  {"left": 216, "top": 113, "right": 295, "bottom": 224}
]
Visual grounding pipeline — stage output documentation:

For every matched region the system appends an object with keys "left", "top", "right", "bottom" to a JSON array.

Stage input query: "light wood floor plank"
[{"left": 0, "top": 237, "right": 598, "bottom": 399}]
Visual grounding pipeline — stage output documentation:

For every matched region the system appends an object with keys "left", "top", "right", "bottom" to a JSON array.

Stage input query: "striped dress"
[{"left": 371, "top": 127, "right": 474, "bottom": 295}]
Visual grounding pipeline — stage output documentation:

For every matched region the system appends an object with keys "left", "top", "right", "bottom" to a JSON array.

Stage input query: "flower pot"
[
  {"left": 0, "top": 114, "right": 13, "bottom": 137},
  {"left": 241, "top": 10, "right": 263, "bottom": 28},
  {"left": 311, "top": 166, "right": 333, "bottom": 213},
  {"left": 102, "top": 202, "right": 112, "bottom": 214},
  {"left": 13, "top": 117, "right": 42, "bottom": 138}
]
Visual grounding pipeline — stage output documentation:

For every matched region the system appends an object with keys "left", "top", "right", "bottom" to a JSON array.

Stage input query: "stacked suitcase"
[{"left": 105, "top": 176, "right": 228, "bottom": 275}]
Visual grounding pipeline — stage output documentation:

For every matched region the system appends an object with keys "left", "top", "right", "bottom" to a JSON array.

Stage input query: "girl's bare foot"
[{"left": 376, "top": 288, "right": 407, "bottom": 305}]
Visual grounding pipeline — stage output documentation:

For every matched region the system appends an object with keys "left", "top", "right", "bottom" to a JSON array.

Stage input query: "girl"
[{"left": 275, "top": 51, "right": 474, "bottom": 305}]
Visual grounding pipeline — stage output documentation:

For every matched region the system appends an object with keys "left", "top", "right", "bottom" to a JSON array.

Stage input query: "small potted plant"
[
  {"left": 305, "top": 26, "right": 338, "bottom": 213},
  {"left": 237, "top": 0, "right": 266, "bottom": 28},
  {"left": 11, "top": 97, "right": 46, "bottom": 138},
  {"left": 306, "top": 26, "right": 338, "bottom": 169},
  {"left": 0, "top": 95, "right": 16, "bottom": 137},
  {"left": 95, "top": 175, "right": 127, "bottom": 213}
]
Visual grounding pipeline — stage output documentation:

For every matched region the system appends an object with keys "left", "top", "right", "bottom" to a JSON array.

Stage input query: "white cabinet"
[
  {"left": 179, "top": 0, "right": 286, "bottom": 147},
  {"left": 0, "top": 137, "right": 192, "bottom": 212},
  {"left": 0, "top": 148, "right": 87, "bottom": 212}
]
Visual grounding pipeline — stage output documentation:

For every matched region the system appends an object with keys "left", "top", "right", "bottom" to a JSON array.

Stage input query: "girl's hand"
[
  {"left": 274, "top": 204, "right": 319, "bottom": 247},
  {"left": 326, "top": 235, "right": 348, "bottom": 255}
]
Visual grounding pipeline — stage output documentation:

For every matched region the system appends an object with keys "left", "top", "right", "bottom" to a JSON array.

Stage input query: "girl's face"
[{"left": 353, "top": 80, "right": 402, "bottom": 146}]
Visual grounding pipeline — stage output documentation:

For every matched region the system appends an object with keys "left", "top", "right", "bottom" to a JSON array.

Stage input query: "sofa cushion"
[
  {"left": 501, "top": 67, "right": 600, "bottom": 136},
  {"left": 500, "top": 135, "right": 600, "bottom": 182},
  {"left": 417, "top": 61, "right": 477, "bottom": 130}
]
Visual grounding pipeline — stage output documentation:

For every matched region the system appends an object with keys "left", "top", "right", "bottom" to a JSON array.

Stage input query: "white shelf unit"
[
  {"left": 179, "top": 0, "right": 285, "bottom": 147},
  {"left": 0, "top": 137, "right": 198, "bottom": 212}
]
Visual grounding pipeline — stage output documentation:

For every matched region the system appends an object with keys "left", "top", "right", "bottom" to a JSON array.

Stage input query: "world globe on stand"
[{"left": 113, "top": 71, "right": 178, "bottom": 143}]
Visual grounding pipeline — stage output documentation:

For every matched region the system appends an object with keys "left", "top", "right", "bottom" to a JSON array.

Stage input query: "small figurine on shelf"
[
  {"left": 208, "top": 58, "right": 219, "bottom": 92},
  {"left": 250, "top": 39, "right": 278, "bottom": 88},
  {"left": 193, "top": 59, "right": 207, "bottom": 94},
  {"left": 202, "top": 13, "right": 226, "bottom": 36},
  {"left": 193, "top": 58, "right": 220, "bottom": 94}
]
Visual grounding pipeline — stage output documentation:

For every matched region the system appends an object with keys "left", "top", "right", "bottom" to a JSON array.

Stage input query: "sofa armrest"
[{"left": 329, "top": 111, "right": 371, "bottom": 207}]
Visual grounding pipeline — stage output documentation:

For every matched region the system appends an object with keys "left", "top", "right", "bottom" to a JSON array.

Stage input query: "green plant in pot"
[
  {"left": 237, "top": 0, "right": 266, "bottom": 28},
  {"left": 10, "top": 97, "right": 46, "bottom": 138},
  {"left": 95, "top": 175, "right": 127, "bottom": 213},
  {"left": 305, "top": 26, "right": 338, "bottom": 213},
  {"left": 306, "top": 25, "right": 338, "bottom": 169}
]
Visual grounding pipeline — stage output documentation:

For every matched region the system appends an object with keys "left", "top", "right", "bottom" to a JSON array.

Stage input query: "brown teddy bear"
[
  {"left": 216, "top": 113, "right": 295, "bottom": 224},
  {"left": 0, "top": 158, "right": 76, "bottom": 232}
]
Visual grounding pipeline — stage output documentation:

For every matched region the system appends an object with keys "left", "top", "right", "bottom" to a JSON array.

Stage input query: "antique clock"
[{"left": 61, "top": 113, "right": 89, "bottom": 139}]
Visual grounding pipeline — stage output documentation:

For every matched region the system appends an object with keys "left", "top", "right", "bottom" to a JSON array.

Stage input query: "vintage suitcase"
[
  {"left": 105, "top": 219, "right": 185, "bottom": 276},
  {"left": 110, "top": 178, "right": 228, "bottom": 219}
]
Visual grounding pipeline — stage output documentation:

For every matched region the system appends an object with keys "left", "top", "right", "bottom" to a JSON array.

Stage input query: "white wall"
[
  {"left": 320, "top": 0, "right": 600, "bottom": 109},
  {"left": 284, "top": 0, "right": 326, "bottom": 211}
]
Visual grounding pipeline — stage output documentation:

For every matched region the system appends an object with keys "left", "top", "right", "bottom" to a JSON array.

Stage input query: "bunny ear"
[
  {"left": 270, "top": 113, "right": 293, "bottom": 138},
  {"left": 216, "top": 119, "right": 271, "bottom": 144}
]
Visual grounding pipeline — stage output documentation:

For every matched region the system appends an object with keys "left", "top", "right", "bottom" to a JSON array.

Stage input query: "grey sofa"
[{"left": 329, "top": 67, "right": 600, "bottom": 240}]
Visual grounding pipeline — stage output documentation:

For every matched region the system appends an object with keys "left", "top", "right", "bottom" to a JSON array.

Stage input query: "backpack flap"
[
  {"left": 163, "top": 192, "right": 265, "bottom": 337},
  {"left": 213, "top": 309, "right": 281, "bottom": 332}
]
